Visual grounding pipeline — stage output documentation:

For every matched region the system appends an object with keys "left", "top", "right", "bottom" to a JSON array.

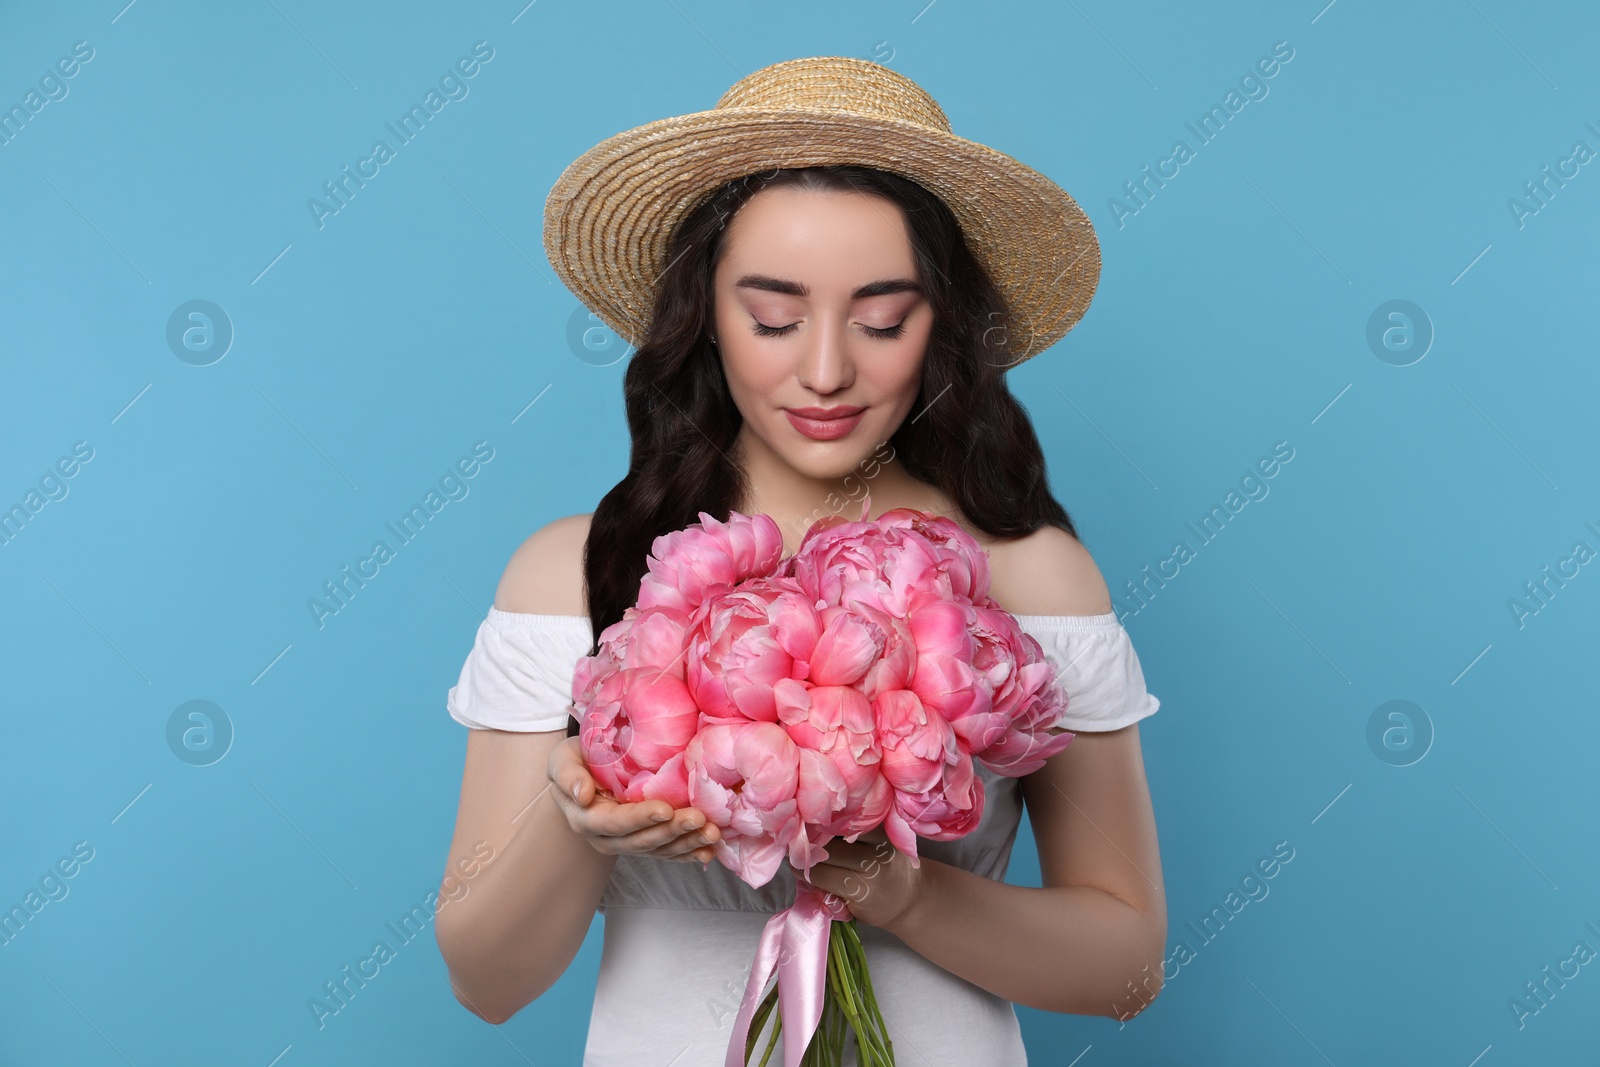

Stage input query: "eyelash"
[{"left": 751, "top": 321, "right": 906, "bottom": 339}]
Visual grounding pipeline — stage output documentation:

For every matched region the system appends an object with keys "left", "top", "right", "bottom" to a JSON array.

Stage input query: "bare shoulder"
[
  {"left": 492, "top": 512, "right": 594, "bottom": 615},
  {"left": 984, "top": 524, "right": 1113, "bottom": 617}
]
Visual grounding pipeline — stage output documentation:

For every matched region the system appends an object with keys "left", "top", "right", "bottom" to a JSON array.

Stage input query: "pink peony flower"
[
  {"left": 637, "top": 510, "right": 786, "bottom": 615},
  {"left": 873, "top": 506, "right": 994, "bottom": 605},
  {"left": 873, "top": 688, "right": 956, "bottom": 795},
  {"left": 574, "top": 662, "right": 699, "bottom": 808},
  {"left": 783, "top": 515, "right": 904, "bottom": 617},
  {"left": 902, "top": 597, "right": 993, "bottom": 732},
  {"left": 686, "top": 721, "right": 804, "bottom": 888},
  {"left": 790, "top": 746, "right": 894, "bottom": 873},
  {"left": 768, "top": 678, "right": 891, "bottom": 869},
  {"left": 958, "top": 604, "right": 1074, "bottom": 776},
  {"left": 971, "top": 656, "right": 1074, "bottom": 776},
  {"left": 786, "top": 506, "right": 993, "bottom": 626},
  {"left": 881, "top": 741, "right": 984, "bottom": 865},
  {"left": 686, "top": 578, "right": 821, "bottom": 725}
]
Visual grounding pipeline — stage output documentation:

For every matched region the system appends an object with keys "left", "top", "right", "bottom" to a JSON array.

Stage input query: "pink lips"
[{"left": 784, "top": 405, "right": 865, "bottom": 441}]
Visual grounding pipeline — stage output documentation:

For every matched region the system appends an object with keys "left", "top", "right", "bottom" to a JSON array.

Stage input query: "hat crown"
[{"left": 714, "top": 56, "right": 952, "bottom": 133}]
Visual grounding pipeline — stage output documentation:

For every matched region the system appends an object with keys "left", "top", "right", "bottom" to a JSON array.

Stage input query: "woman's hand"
[
  {"left": 547, "top": 736, "right": 720, "bottom": 864},
  {"left": 805, "top": 827, "right": 927, "bottom": 931}
]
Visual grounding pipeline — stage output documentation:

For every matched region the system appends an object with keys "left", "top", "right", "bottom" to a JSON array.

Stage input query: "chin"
[
  {"left": 776, "top": 448, "right": 869, "bottom": 481},
  {"left": 783, "top": 432, "right": 882, "bottom": 475}
]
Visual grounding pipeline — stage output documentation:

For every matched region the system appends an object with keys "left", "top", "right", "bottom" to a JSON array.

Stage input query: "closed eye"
[{"left": 750, "top": 320, "right": 906, "bottom": 339}]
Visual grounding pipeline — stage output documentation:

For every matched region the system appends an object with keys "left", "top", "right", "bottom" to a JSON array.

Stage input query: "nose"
[{"left": 796, "top": 315, "right": 855, "bottom": 395}]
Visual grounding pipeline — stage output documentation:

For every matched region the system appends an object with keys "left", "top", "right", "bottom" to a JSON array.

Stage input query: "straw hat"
[{"left": 542, "top": 55, "right": 1100, "bottom": 367}]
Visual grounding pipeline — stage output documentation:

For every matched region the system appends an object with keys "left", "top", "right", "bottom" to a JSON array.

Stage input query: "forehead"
[{"left": 718, "top": 186, "right": 916, "bottom": 284}]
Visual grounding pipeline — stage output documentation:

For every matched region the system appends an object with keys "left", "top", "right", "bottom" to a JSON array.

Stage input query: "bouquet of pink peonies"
[{"left": 571, "top": 497, "right": 1074, "bottom": 1067}]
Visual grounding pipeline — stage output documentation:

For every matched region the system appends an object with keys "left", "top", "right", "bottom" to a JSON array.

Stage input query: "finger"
[
  {"left": 575, "top": 796, "right": 680, "bottom": 839},
  {"left": 810, "top": 862, "right": 870, "bottom": 902},
  {"left": 586, "top": 797, "right": 717, "bottom": 843},
  {"left": 815, "top": 841, "right": 873, "bottom": 870},
  {"left": 649, "top": 821, "right": 721, "bottom": 859},
  {"left": 607, "top": 806, "right": 720, "bottom": 859},
  {"left": 599, "top": 813, "right": 717, "bottom": 855},
  {"left": 550, "top": 741, "right": 598, "bottom": 808},
  {"left": 840, "top": 871, "right": 873, "bottom": 899},
  {"left": 834, "top": 834, "right": 899, "bottom": 864},
  {"left": 550, "top": 745, "right": 674, "bottom": 836},
  {"left": 658, "top": 844, "right": 718, "bottom": 864},
  {"left": 802, "top": 864, "right": 847, "bottom": 900}
]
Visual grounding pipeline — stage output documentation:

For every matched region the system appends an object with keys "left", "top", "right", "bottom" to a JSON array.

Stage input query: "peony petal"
[{"left": 809, "top": 608, "right": 883, "bottom": 686}]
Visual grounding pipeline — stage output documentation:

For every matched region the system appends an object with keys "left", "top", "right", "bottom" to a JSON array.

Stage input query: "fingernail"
[
  {"left": 572, "top": 783, "right": 582, "bottom": 803},
  {"left": 652, "top": 810, "right": 670, "bottom": 822}
]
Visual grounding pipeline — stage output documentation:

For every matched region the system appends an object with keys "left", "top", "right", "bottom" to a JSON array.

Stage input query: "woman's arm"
[
  {"left": 433, "top": 516, "right": 617, "bottom": 1023},
  {"left": 884, "top": 723, "right": 1167, "bottom": 1018},
  {"left": 435, "top": 727, "right": 620, "bottom": 1024},
  {"left": 882, "top": 525, "right": 1166, "bottom": 1017},
  {"left": 435, "top": 514, "right": 724, "bottom": 1023}
]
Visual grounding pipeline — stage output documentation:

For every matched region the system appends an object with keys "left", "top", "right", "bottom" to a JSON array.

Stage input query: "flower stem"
[
  {"left": 826, "top": 924, "right": 873, "bottom": 1065},
  {"left": 757, "top": 1008, "right": 782, "bottom": 1067},
  {"left": 747, "top": 982, "right": 781, "bottom": 1066},
  {"left": 831, "top": 919, "right": 899, "bottom": 1065},
  {"left": 837, "top": 920, "right": 895, "bottom": 1062}
]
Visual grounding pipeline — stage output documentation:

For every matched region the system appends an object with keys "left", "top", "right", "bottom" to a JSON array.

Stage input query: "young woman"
[{"left": 436, "top": 57, "right": 1166, "bottom": 1064}]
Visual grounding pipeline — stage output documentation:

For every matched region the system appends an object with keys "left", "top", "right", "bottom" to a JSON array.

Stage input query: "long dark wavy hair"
[{"left": 570, "top": 165, "right": 1078, "bottom": 737}]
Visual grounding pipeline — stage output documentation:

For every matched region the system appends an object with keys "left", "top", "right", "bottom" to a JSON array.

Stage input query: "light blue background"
[{"left": 3, "top": 1, "right": 1597, "bottom": 1063}]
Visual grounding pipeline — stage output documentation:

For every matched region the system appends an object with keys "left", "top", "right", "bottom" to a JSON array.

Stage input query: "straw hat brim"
[{"left": 543, "top": 107, "right": 1101, "bottom": 366}]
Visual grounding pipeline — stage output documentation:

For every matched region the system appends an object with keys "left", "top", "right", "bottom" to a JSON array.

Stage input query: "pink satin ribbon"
[{"left": 724, "top": 872, "right": 852, "bottom": 1067}]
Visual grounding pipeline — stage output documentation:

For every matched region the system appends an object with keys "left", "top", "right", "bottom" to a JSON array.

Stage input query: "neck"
[{"left": 730, "top": 428, "right": 935, "bottom": 555}]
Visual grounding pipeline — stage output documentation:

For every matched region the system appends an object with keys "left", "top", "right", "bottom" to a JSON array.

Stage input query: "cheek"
[
  {"left": 719, "top": 345, "right": 787, "bottom": 403},
  {"left": 716, "top": 350, "right": 790, "bottom": 415},
  {"left": 874, "top": 340, "right": 926, "bottom": 396},
  {"left": 892, "top": 318, "right": 933, "bottom": 380}
]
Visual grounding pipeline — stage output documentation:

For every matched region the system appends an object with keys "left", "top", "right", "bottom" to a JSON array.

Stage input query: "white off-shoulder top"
[{"left": 446, "top": 609, "right": 1160, "bottom": 1065}]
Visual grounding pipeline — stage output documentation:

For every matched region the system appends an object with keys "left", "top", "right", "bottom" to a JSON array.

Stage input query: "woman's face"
[{"left": 712, "top": 185, "right": 932, "bottom": 483}]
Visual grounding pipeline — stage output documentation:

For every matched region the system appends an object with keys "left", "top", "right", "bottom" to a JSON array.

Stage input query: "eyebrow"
[{"left": 733, "top": 274, "right": 923, "bottom": 300}]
